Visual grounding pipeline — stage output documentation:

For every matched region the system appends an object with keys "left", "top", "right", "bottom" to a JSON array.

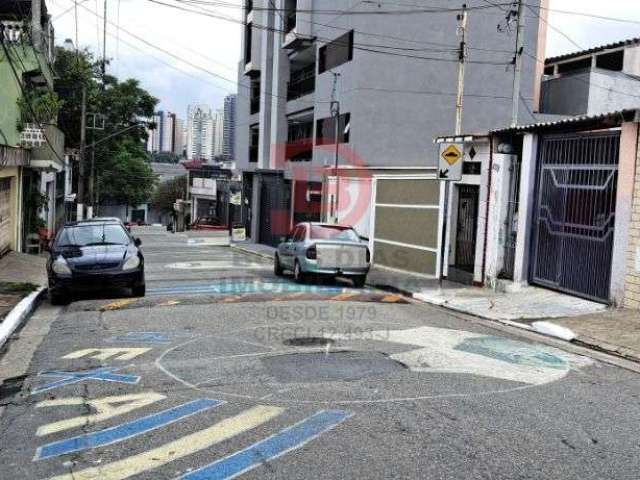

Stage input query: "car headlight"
[
  {"left": 123, "top": 255, "right": 141, "bottom": 271},
  {"left": 52, "top": 257, "right": 71, "bottom": 275}
]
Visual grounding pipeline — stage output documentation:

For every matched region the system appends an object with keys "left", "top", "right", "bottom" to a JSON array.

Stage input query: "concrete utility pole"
[
  {"left": 455, "top": 4, "right": 468, "bottom": 136},
  {"left": 439, "top": 4, "right": 468, "bottom": 286},
  {"left": 330, "top": 72, "right": 341, "bottom": 224},
  {"left": 77, "top": 85, "right": 87, "bottom": 221},
  {"left": 510, "top": 0, "right": 525, "bottom": 126}
]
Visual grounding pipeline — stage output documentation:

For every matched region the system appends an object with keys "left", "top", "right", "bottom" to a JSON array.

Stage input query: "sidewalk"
[
  {"left": 231, "top": 242, "right": 639, "bottom": 363},
  {"left": 0, "top": 252, "right": 47, "bottom": 349}
]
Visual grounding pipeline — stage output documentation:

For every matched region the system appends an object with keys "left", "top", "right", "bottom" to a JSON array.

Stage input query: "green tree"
[
  {"left": 151, "top": 175, "right": 187, "bottom": 214},
  {"left": 54, "top": 47, "right": 159, "bottom": 206},
  {"left": 98, "top": 140, "right": 158, "bottom": 206}
]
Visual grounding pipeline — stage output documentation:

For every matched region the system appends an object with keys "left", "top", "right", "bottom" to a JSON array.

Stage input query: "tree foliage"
[
  {"left": 54, "top": 48, "right": 159, "bottom": 206},
  {"left": 151, "top": 175, "right": 187, "bottom": 214}
]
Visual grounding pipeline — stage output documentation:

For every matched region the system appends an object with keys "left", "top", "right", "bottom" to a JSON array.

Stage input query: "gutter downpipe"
[{"left": 481, "top": 133, "right": 494, "bottom": 286}]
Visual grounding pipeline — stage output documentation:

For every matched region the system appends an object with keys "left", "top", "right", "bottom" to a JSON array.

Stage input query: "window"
[
  {"left": 596, "top": 51, "right": 624, "bottom": 71},
  {"left": 249, "top": 124, "right": 259, "bottom": 163},
  {"left": 293, "top": 225, "right": 306, "bottom": 242},
  {"left": 557, "top": 58, "right": 591, "bottom": 74},
  {"left": 318, "top": 31, "right": 354, "bottom": 73},
  {"left": 284, "top": 0, "right": 297, "bottom": 33},
  {"left": 244, "top": 23, "right": 253, "bottom": 65},
  {"left": 316, "top": 113, "right": 350, "bottom": 145},
  {"left": 250, "top": 76, "right": 260, "bottom": 114},
  {"left": 57, "top": 224, "right": 130, "bottom": 247},
  {"left": 310, "top": 225, "right": 359, "bottom": 241}
]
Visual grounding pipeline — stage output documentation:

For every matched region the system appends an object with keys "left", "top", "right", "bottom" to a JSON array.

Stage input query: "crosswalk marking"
[
  {"left": 48, "top": 405, "right": 284, "bottom": 480},
  {"left": 178, "top": 410, "right": 352, "bottom": 480},
  {"left": 35, "top": 399, "right": 222, "bottom": 460}
]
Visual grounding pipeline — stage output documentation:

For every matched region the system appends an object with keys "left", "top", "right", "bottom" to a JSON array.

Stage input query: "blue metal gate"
[{"left": 530, "top": 131, "right": 620, "bottom": 303}]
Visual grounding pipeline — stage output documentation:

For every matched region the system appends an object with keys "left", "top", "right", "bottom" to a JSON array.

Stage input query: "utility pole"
[
  {"left": 439, "top": 4, "right": 468, "bottom": 286},
  {"left": 455, "top": 4, "right": 468, "bottom": 136},
  {"left": 77, "top": 85, "right": 87, "bottom": 221},
  {"left": 510, "top": 0, "right": 525, "bottom": 126},
  {"left": 330, "top": 72, "right": 341, "bottom": 224},
  {"left": 102, "top": 0, "right": 107, "bottom": 81}
]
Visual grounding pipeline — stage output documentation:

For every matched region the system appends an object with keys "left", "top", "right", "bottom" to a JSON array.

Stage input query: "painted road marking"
[
  {"left": 100, "top": 299, "right": 138, "bottom": 311},
  {"left": 35, "top": 399, "right": 223, "bottom": 460},
  {"left": 37, "top": 392, "right": 166, "bottom": 436},
  {"left": 110, "top": 332, "right": 171, "bottom": 344},
  {"left": 147, "top": 281, "right": 349, "bottom": 297},
  {"left": 48, "top": 405, "right": 284, "bottom": 480},
  {"left": 330, "top": 293, "right": 359, "bottom": 301},
  {"left": 31, "top": 368, "right": 140, "bottom": 395},
  {"left": 332, "top": 326, "right": 592, "bottom": 385},
  {"left": 179, "top": 410, "right": 352, "bottom": 480},
  {"left": 62, "top": 347, "right": 151, "bottom": 361}
]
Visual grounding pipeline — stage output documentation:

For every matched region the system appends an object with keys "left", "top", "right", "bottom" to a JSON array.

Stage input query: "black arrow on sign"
[{"left": 439, "top": 169, "right": 449, "bottom": 179}]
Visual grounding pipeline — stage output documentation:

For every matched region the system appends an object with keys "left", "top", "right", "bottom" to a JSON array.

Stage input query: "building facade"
[
  {"left": 223, "top": 94, "right": 236, "bottom": 160},
  {"left": 149, "top": 110, "right": 183, "bottom": 155},
  {"left": 186, "top": 104, "right": 215, "bottom": 161},
  {"left": 235, "top": 0, "right": 548, "bottom": 270},
  {"left": 213, "top": 108, "right": 224, "bottom": 157},
  {"left": 0, "top": 0, "right": 66, "bottom": 254},
  {"left": 541, "top": 38, "right": 640, "bottom": 116}
]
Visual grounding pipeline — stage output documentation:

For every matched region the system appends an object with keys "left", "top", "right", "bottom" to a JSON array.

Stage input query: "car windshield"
[
  {"left": 57, "top": 224, "right": 130, "bottom": 247},
  {"left": 309, "top": 225, "right": 359, "bottom": 241}
]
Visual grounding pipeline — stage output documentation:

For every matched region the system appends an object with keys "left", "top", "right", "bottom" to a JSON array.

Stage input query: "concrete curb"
[
  {"left": 371, "top": 281, "right": 640, "bottom": 365},
  {"left": 0, "top": 287, "right": 46, "bottom": 350},
  {"left": 231, "top": 244, "right": 275, "bottom": 261},
  {"left": 232, "top": 246, "right": 640, "bottom": 365}
]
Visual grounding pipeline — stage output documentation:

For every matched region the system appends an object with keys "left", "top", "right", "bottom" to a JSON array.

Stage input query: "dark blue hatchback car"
[{"left": 46, "top": 219, "right": 145, "bottom": 304}]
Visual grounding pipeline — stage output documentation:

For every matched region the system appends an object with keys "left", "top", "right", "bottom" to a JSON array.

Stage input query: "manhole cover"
[
  {"left": 283, "top": 337, "right": 335, "bottom": 347},
  {"left": 0, "top": 375, "right": 27, "bottom": 402},
  {"left": 261, "top": 351, "right": 407, "bottom": 383}
]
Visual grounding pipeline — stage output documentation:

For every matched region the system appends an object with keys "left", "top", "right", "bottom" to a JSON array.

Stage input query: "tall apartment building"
[
  {"left": 213, "top": 108, "right": 225, "bottom": 157},
  {"left": 149, "top": 111, "right": 183, "bottom": 156},
  {"left": 235, "top": 0, "right": 548, "bottom": 265},
  {"left": 223, "top": 94, "right": 236, "bottom": 160},
  {"left": 186, "top": 104, "right": 215, "bottom": 161}
]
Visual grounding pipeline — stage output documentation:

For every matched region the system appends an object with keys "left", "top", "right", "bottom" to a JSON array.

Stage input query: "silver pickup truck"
[{"left": 274, "top": 222, "right": 371, "bottom": 287}]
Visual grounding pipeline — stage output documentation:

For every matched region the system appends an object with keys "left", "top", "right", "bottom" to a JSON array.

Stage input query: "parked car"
[
  {"left": 191, "top": 216, "right": 227, "bottom": 231},
  {"left": 46, "top": 219, "right": 145, "bottom": 304},
  {"left": 274, "top": 223, "right": 371, "bottom": 287}
]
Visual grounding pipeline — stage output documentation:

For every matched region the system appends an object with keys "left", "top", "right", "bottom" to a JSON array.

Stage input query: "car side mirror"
[{"left": 134, "top": 238, "right": 142, "bottom": 247}]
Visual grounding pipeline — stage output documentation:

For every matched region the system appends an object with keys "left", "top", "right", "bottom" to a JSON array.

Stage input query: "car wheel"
[
  {"left": 352, "top": 275, "right": 367, "bottom": 288},
  {"left": 132, "top": 283, "right": 146, "bottom": 297},
  {"left": 274, "top": 254, "right": 284, "bottom": 276},
  {"left": 293, "top": 261, "right": 306, "bottom": 284},
  {"left": 50, "top": 290, "right": 69, "bottom": 305}
]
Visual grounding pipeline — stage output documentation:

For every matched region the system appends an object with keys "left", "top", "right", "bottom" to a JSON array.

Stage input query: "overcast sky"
[{"left": 47, "top": 0, "right": 640, "bottom": 120}]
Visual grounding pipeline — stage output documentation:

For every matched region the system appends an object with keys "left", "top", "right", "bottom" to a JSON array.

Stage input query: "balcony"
[
  {"left": 0, "top": 20, "right": 25, "bottom": 42},
  {"left": 20, "top": 123, "right": 65, "bottom": 172},
  {"left": 249, "top": 145, "right": 258, "bottom": 163},
  {"left": 287, "top": 64, "right": 315, "bottom": 101},
  {"left": 250, "top": 97, "right": 260, "bottom": 115}
]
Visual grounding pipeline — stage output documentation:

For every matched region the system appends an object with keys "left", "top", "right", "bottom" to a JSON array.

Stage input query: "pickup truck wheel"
[
  {"left": 352, "top": 275, "right": 367, "bottom": 288},
  {"left": 294, "top": 261, "right": 306, "bottom": 284},
  {"left": 274, "top": 254, "right": 284, "bottom": 276}
]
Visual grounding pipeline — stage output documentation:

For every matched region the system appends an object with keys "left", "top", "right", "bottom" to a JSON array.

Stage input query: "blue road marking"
[
  {"left": 31, "top": 368, "right": 140, "bottom": 395},
  {"left": 111, "top": 332, "right": 171, "bottom": 344},
  {"left": 179, "top": 410, "right": 352, "bottom": 480},
  {"left": 35, "top": 399, "right": 223, "bottom": 460},
  {"left": 148, "top": 281, "right": 349, "bottom": 297}
]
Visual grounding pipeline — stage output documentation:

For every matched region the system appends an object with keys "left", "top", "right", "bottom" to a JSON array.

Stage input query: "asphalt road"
[{"left": 1, "top": 226, "right": 640, "bottom": 480}]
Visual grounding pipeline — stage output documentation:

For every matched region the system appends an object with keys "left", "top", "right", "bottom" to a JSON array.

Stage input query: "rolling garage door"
[
  {"left": 0, "top": 178, "right": 12, "bottom": 255},
  {"left": 371, "top": 177, "right": 441, "bottom": 276},
  {"left": 531, "top": 132, "right": 619, "bottom": 302}
]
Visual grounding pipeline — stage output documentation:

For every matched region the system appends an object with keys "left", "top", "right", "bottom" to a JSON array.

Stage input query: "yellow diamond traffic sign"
[{"left": 441, "top": 144, "right": 463, "bottom": 166}]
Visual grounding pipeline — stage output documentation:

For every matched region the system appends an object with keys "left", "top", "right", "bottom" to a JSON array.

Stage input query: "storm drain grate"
[
  {"left": 283, "top": 337, "right": 336, "bottom": 347},
  {"left": 0, "top": 375, "right": 27, "bottom": 403}
]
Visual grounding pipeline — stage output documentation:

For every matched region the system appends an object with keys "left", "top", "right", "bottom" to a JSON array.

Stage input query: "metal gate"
[
  {"left": 259, "top": 175, "right": 291, "bottom": 247},
  {"left": 531, "top": 131, "right": 620, "bottom": 302},
  {"left": 455, "top": 185, "right": 479, "bottom": 273},
  {"left": 0, "top": 178, "right": 12, "bottom": 255}
]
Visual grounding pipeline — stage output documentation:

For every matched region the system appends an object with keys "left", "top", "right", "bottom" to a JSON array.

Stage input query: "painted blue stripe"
[
  {"left": 35, "top": 399, "right": 222, "bottom": 460},
  {"left": 179, "top": 410, "right": 352, "bottom": 480}
]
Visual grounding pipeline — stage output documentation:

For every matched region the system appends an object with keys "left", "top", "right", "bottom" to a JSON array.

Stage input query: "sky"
[{"left": 46, "top": 0, "right": 640, "bottom": 121}]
